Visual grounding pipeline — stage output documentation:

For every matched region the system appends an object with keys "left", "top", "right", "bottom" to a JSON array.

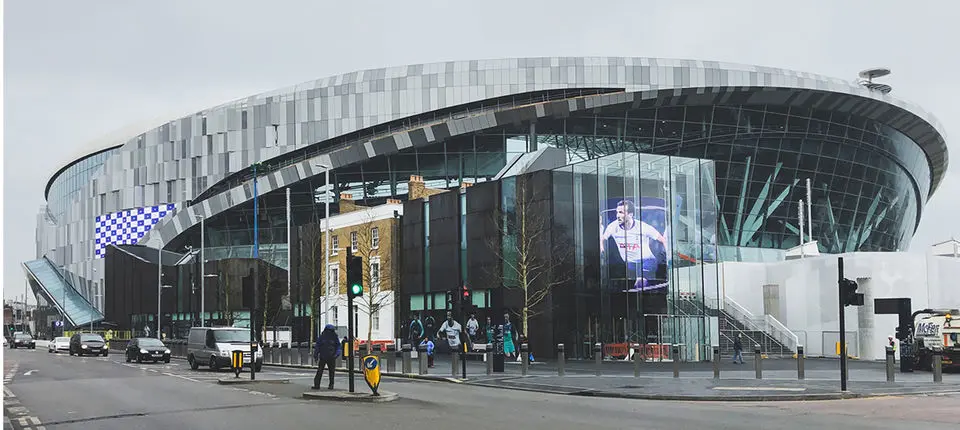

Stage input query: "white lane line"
[
  {"left": 23, "top": 370, "right": 38, "bottom": 376},
  {"left": 163, "top": 373, "right": 203, "bottom": 383}
]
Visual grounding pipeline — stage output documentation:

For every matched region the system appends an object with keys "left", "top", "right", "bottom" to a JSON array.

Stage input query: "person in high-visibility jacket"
[{"left": 105, "top": 329, "right": 114, "bottom": 350}]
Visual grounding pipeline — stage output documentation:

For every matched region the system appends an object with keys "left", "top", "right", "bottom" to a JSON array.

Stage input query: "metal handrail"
[{"left": 722, "top": 296, "right": 798, "bottom": 355}]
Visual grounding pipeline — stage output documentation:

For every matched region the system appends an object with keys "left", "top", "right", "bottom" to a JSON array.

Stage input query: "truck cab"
[{"left": 914, "top": 310, "right": 960, "bottom": 370}]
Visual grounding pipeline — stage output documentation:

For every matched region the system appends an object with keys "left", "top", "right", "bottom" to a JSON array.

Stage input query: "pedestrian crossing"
[{"left": 3, "top": 374, "right": 45, "bottom": 430}]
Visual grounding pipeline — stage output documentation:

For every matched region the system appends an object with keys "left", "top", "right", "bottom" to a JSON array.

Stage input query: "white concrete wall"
[
  {"left": 320, "top": 292, "right": 395, "bottom": 342},
  {"left": 718, "top": 252, "right": 960, "bottom": 360}
]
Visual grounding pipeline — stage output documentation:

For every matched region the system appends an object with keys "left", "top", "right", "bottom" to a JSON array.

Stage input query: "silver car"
[{"left": 48, "top": 336, "right": 70, "bottom": 353}]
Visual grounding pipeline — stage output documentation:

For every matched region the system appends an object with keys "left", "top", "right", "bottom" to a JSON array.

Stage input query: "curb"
[
  {"left": 570, "top": 390, "right": 864, "bottom": 402},
  {"left": 217, "top": 378, "right": 290, "bottom": 385},
  {"left": 302, "top": 390, "right": 399, "bottom": 403},
  {"left": 177, "top": 357, "right": 959, "bottom": 402}
]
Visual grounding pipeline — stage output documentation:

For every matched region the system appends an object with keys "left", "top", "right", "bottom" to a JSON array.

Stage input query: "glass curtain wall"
[{"left": 563, "top": 152, "right": 719, "bottom": 360}]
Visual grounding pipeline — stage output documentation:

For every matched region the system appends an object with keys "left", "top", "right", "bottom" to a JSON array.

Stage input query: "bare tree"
[
  {"left": 351, "top": 216, "right": 396, "bottom": 348},
  {"left": 299, "top": 221, "right": 330, "bottom": 345},
  {"left": 487, "top": 175, "right": 571, "bottom": 338}
]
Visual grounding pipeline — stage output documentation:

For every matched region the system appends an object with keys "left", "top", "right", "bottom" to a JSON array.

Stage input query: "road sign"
[{"left": 362, "top": 355, "right": 381, "bottom": 395}]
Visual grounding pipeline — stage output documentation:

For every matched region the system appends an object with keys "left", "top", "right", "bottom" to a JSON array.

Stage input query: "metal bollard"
[
  {"left": 418, "top": 345, "right": 428, "bottom": 375},
  {"left": 521, "top": 343, "right": 529, "bottom": 376},
  {"left": 933, "top": 347, "right": 943, "bottom": 383},
  {"left": 634, "top": 345, "right": 642, "bottom": 378},
  {"left": 485, "top": 344, "right": 493, "bottom": 375},
  {"left": 672, "top": 344, "right": 680, "bottom": 378},
  {"left": 797, "top": 345, "right": 805, "bottom": 380},
  {"left": 754, "top": 344, "right": 762, "bottom": 379},
  {"left": 557, "top": 344, "right": 566, "bottom": 377},
  {"left": 593, "top": 343, "right": 602, "bottom": 376},
  {"left": 281, "top": 343, "right": 291, "bottom": 365},
  {"left": 401, "top": 344, "right": 412, "bottom": 374},
  {"left": 452, "top": 351, "right": 459, "bottom": 377},
  {"left": 385, "top": 344, "right": 396, "bottom": 373},
  {"left": 373, "top": 344, "right": 383, "bottom": 371},
  {"left": 713, "top": 345, "right": 721, "bottom": 379},
  {"left": 885, "top": 346, "right": 895, "bottom": 383}
]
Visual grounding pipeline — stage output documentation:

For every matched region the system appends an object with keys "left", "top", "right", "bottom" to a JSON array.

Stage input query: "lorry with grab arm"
[{"left": 912, "top": 309, "right": 960, "bottom": 370}]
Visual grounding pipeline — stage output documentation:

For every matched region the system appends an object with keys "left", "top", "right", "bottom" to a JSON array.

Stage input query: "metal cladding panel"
[{"left": 42, "top": 57, "right": 946, "bottom": 291}]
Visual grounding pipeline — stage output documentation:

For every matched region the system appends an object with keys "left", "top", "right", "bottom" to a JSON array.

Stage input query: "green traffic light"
[{"left": 350, "top": 284, "right": 362, "bottom": 295}]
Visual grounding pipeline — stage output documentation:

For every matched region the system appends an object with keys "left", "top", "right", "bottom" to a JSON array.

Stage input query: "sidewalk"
[{"left": 261, "top": 353, "right": 960, "bottom": 401}]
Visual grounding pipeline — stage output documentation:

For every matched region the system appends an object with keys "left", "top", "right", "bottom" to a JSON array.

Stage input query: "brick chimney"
[
  {"left": 408, "top": 175, "right": 426, "bottom": 200},
  {"left": 408, "top": 174, "right": 448, "bottom": 200},
  {"left": 339, "top": 192, "right": 363, "bottom": 214}
]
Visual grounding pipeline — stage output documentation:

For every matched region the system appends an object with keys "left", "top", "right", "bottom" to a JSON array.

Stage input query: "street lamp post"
[
  {"left": 157, "top": 241, "right": 162, "bottom": 339},
  {"left": 200, "top": 215, "right": 206, "bottom": 327},
  {"left": 315, "top": 164, "right": 331, "bottom": 330}
]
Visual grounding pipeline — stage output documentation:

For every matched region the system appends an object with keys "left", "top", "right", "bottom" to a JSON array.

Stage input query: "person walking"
[
  {"left": 420, "top": 337, "right": 435, "bottom": 368},
  {"left": 437, "top": 311, "right": 463, "bottom": 354},
  {"left": 408, "top": 313, "right": 424, "bottom": 344},
  {"left": 312, "top": 324, "right": 341, "bottom": 390},
  {"left": 466, "top": 313, "right": 480, "bottom": 343},
  {"left": 502, "top": 313, "right": 516, "bottom": 360},
  {"left": 485, "top": 316, "right": 495, "bottom": 344},
  {"left": 733, "top": 334, "right": 744, "bottom": 364}
]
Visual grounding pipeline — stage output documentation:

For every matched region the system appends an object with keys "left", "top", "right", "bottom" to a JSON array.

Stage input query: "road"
[{"left": 3, "top": 347, "right": 958, "bottom": 429}]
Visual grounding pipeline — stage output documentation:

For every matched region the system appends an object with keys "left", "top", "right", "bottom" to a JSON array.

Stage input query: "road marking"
[
  {"left": 147, "top": 369, "right": 158, "bottom": 373},
  {"left": 712, "top": 386, "right": 806, "bottom": 392},
  {"left": 23, "top": 370, "right": 38, "bottom": 376},
  {"left": 8, "top": 406, "right": 28, "bottom": 415},
  {"left": 163, "top": 373, "right": 202, "bottom": 383}
]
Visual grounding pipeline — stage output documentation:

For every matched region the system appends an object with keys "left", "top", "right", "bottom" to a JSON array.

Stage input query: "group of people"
[
  {"left": 407, "top": 311, "right": 523, "bottom": 360},
  {"left": 309, "top": 311, "right": 527, "bottom": 390}
]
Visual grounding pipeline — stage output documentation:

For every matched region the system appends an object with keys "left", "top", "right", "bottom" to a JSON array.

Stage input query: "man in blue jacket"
[{"left": 313, "top": 324, "right": 341, "bottom": 390}]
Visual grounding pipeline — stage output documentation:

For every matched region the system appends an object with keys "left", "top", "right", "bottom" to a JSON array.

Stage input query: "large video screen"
[{"left": 601, "top": 196, "right": 670, "bottom": 292}]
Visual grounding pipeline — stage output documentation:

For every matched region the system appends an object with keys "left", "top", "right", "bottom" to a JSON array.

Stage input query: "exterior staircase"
[{"left": 676, "top": 296, "right": 798, "bottom": 359}]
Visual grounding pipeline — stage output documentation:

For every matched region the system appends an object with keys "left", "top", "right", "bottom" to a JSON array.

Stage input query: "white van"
[{"left": 187, "top": 327, "right": 263, "bottom": 372}]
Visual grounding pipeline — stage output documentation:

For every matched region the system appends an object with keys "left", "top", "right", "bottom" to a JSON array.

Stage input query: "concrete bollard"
[
  {"left": 885, "top": 346, "right": 895, "bottom": 383},
  {"left": 281, "top": 343, "right": 291, "bottom": 365},
  {"left": 594, "top": 343, "right": 602, "bottom": 376},
  {"left": 417, "top": 344, "right": 428, "bottom": 375},
  {"left": 521, "top": 343, "right": 529, "bottom": 376},
  {"left": 402, "top": 344, "right": 412, "bottom": 374},
  {"left": 713, "top": 345, "right": 721, "bottom": 379},
  {"left": 754, "top": 344, "right": 762, "bottom": 379},
  {"left": 672, "top": 344, "right": 680, "bottom": 378},
  {"left": 485, "top": 344, "right": 493, "bottom": 375},
  {"left": 933, "top": 347, "right": 943, "bottom": 383},
  {"left": 797, "top": 345, "right": 805, "bottom": 380}
]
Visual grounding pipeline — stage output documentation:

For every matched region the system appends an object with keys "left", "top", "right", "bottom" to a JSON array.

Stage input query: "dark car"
[
  {"left": 125, "top": 337, "right": 171, "bottom": 363},
  {"left": 70, "top": 333, "right": 108, "bottom": 357},
  {"left": 10, "top": 333, "right": 35, "bottom": 349}
]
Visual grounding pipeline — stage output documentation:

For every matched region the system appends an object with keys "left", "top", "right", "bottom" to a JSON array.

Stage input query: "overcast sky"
[{"left": 4, "top": 0, "right": 959, "bottom": 301}]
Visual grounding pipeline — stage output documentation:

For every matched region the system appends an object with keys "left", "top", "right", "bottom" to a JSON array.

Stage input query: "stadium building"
[{"left": 25, "top": 57, "right": 949, "bottom": 359}]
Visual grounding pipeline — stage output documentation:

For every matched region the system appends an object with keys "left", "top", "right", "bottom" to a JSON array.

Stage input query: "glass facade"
[
  {"left": 46, "top": 148, "right": 119, "bottom": 222},
  {"left": 550, "top": 153, "right": 719, "bottom": 360},
  {"left": 231, "top": 103, "right": 925, "bottom": 257}
]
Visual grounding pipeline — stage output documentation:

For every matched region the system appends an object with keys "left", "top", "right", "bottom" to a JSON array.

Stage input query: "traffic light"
[
  {"left": 445, "top": 290, "right": 456, "bottom": 309},
  {"left": 461, "top": 286, "right": 472, "bottom": 310},
  {"left": 346, "top": 249, "right": 363, "bottom": 298},
  {"left": 840, "top": 278, "right": 864, "bottom": 307}
]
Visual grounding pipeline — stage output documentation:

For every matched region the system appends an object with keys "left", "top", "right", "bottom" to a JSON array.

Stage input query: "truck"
[{"left": 912, "top": 309, "right": 960, "bottom": 370}]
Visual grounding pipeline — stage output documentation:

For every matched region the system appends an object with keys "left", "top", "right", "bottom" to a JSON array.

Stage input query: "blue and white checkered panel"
[{"left": 93, "top": 204, "right": 176, "bottom": 258}]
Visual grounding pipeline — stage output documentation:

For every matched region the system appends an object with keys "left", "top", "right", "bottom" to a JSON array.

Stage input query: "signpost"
[
  {"left": 345, "top": 248, "right": 363, "bottom": 393},
  {"left": 838, "top": 257, "right": 865, "bottom": 391}
]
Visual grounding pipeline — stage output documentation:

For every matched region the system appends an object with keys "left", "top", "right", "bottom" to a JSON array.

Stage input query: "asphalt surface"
[{"left": 4, "top": 347, "right": 960, "bottom": 429}]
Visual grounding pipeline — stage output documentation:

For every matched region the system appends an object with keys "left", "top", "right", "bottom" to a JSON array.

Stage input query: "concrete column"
[{"left": 857, "top": 277, "right": 874, "bottom": 360}]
